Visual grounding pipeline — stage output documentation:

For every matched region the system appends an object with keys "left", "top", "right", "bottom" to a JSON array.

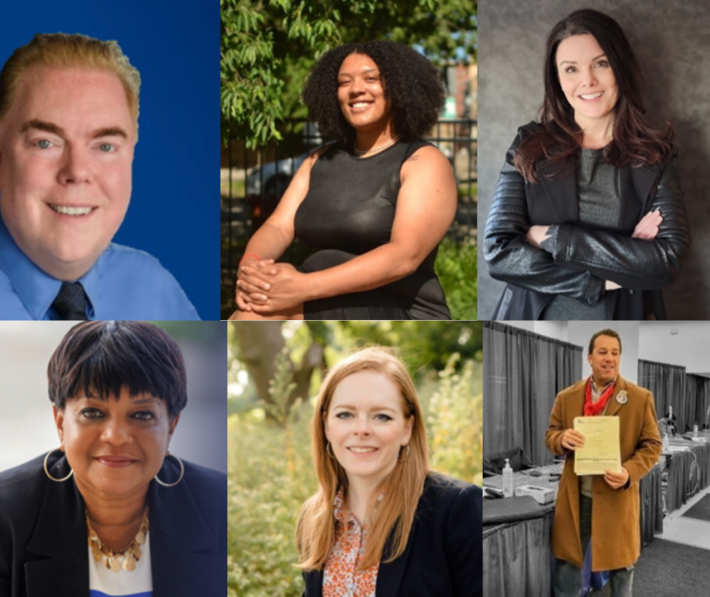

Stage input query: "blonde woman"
[{"left": 296, "top": 348, "right": 481, "bottom": 597}]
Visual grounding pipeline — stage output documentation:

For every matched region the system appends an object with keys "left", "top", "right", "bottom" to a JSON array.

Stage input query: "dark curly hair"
[{"left": 302, "top": 40, "right": 445, "bottom": 146}]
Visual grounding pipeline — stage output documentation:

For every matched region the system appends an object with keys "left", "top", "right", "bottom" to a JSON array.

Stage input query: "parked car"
[
  {"left": 244, "top": 140, "right": 455, "bottom": 222},
  {"left": 245, "top": 152, "right": 308, "bottom": 219}
]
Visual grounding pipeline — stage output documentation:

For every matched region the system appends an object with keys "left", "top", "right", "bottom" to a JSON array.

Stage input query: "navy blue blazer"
[
  {"left": 302, "top": 473, "right": 482, "bottom": 597},
  {"left": 0, "top": 452, "right": 226, "bottom": 597}
]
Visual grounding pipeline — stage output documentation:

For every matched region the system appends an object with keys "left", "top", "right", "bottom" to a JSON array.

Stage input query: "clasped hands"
[
  {"left": 560, "top": 429, "right": 630, "bottom": 490},
  {"left": 235, "top": 258, "right": 305, "bottom": 313},
  {"left": 526, "top": 209, "right": 663, "bottom": 292}
]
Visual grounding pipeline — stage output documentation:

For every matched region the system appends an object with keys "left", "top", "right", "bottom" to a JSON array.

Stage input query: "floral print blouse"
[{"left": 322, "top": 490, "right": 379, "bottom": 597}]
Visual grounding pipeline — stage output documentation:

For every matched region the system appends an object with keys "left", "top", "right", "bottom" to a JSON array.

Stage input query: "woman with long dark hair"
[
  {"left": 484, "top": 9, "right": 690, "bottom": 320},
  {"left": 230, "top": 41, "right": 457, "bottom": 321}
]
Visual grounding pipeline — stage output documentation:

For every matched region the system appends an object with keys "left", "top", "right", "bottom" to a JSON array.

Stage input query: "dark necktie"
[{"left": 51, "top": 282, "right": 89, "bottom": 320}]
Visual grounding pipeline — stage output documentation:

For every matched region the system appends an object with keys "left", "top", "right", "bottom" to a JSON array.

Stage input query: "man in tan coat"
[{"left": 545, "top": 328, "right": 662, "bottom": 597}]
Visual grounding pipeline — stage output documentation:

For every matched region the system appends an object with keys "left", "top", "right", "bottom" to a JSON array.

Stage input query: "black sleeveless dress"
[{"left": 294, "top": 140, "right": 451, "bottom": 320}]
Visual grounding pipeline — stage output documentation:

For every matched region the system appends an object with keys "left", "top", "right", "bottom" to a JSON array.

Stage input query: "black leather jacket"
[{"left": 484, "top": 122, "right": 690, "bottom": 320}]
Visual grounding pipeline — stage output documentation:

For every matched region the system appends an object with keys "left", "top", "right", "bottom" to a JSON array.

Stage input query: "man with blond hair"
[{"left": 0, "top": 33, "right": 198, "bottom": 320}]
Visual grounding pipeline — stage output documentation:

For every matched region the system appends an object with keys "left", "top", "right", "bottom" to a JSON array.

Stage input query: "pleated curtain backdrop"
[
  {"left": 483, "top": 322, "right": 583, "bottom": 466},
  {"left": 638, "top": 360, "right": 688, "bottom": 433},
  {"left": 686, "top": 374, "right": 710, "bottom": 432},
  {"left": 698, "top": 377, "right": 710, "bottom": 430},
  {"left": 683, "top": 375, "right": 698, "bottom": 433}
]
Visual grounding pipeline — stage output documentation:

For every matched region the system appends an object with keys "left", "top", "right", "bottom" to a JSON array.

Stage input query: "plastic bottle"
[
  {"left": 663, "top": 433, "right": 670, "bottom": 453},
  {"left": 502, "top": 458, "right": 514, "bottom": 498},
  {"left": 693, "top": 424, "right": 699, "bottom": 438}
]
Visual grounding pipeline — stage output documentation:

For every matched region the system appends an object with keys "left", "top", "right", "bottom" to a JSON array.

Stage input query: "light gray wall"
[
  {"left": 0, "top": 322, "right": 227, "bottom": 475},
  {"left": 638, "top": 321, "right": 710, "bottom": 376},
  {"left": 502, "top": 321, "right": 710, "bottom": 382},
  {"left": 477, "top": 0, "right": 710, "bottom": 319},
  {"left": 503, "top": 320, "right": 640, "bottom": 382}
]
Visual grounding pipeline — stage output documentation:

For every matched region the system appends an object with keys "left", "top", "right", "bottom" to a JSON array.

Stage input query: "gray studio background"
[
  {"left": 477, "top": 0, "right": 710, "bottom": 319},
  {"left": 0, "top": 322, "right": 227, "bottom": 475}
]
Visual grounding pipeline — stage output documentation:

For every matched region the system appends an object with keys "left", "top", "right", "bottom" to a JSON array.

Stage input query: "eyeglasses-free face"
[
  {"left": 337, "top": 53, "right": 392, "bottom": 135},
  {"left": 324, "top": 370, "right": 413, "bottom": 488},
  {"left": 556, "top": 33, "right": 619, "bottom": 134},
  {"left": 53, "top": 387, "right": 178, "bottom": 500},
  {"left": 0, "top": 65, "right": 136, "bottom": 281},
  {"left": 587, "top": 334, "right": 621, "bottom": 385}
]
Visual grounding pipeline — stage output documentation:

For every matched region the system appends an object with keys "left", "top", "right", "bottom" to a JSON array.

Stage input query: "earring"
[
  {"left": 44, "top": 448, "right": 74, "bottom": 482},
  {"left": 326, "top": 442, "right": 336, "bottom": 459},
  {"left": 155, "top": 453, "right": 185, "bottom": 487},
  {"left": 399, "top": 444, "right": 411, "bottom": 462}
]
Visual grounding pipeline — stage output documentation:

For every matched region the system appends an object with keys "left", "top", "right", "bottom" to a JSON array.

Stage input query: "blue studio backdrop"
[{"left": 0, "top": 0, "right": 218, "bottom": 320}]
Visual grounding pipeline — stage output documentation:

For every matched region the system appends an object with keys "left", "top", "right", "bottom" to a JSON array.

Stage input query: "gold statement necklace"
[{"left": 87, "top": 503, "right": 149, "bottom": 572}]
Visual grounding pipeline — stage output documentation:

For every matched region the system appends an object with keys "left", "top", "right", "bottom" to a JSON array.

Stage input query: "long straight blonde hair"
[{"left": 296, "top": 347, "right": 430, "bottom": 571}]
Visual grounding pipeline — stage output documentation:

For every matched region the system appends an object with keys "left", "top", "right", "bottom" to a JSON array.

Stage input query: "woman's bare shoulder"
[
  {"left": 400, "top": 144, "right": 455, "bottom": 184},
  {"left": 401, "top": 143, "right": 451, "bottom": 171}
]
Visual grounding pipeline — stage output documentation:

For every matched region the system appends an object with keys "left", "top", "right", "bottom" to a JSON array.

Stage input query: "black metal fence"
[{"left": 220, "top": 118, "right": 477, "bottom": 315}]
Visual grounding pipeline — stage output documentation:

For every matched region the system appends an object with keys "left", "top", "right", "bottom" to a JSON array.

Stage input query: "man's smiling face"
[
  {"left": 0, "top": 65, "right": 136, "bottom": 281},
  {"left": 587, "top": 334, "right": 621, "bottom": 385}
]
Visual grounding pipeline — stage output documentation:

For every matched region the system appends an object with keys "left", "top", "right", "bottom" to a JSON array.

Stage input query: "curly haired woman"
[{"left": 230, "top": 41, "right": 457, "bottom": 321}]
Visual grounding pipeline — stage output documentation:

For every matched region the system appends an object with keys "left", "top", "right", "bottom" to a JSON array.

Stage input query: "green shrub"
[
  {"left": 227, "top": 410, "right": 314, "bottom": 597},
  {"left": 427, "top": 355, "right": 483, "bottom": 484},
  {"left": 435, "top": 238, "right": 477, "bottom": 320},
  {"left": 227, "top": 358, "right": 482, "bottom": 596}
]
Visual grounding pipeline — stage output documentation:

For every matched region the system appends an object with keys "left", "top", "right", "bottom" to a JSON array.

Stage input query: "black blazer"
[
  {"left": 484, "top": 121, "right": 690, "bottom": 320},
  {"left": 0, "top": 452, "right": 226, "bottom": 597},
  {"left": 302, "top": 473, "right": 482, "bottom": 597}
]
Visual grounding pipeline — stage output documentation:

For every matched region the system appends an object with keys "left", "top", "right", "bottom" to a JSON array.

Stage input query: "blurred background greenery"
[{"left": 227, "top": 321, "right": 481, "bottom": 597}]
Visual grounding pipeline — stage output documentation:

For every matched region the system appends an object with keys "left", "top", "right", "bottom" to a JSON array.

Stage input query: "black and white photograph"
[{"left": 483, "top": 321, "right": 710, "bottom": 596}]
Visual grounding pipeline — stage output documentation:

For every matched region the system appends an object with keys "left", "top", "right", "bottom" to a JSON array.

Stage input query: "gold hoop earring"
[
  {"left": 326, "top": 442, "right": 336, "bottom": 459},
  {"left": 155, "top": 453, "right": 185, "bottom": 487},
  {"left": 399, "top": 445, "right": 411, "bottom": 462},
  {"left": 44, "top": 448, "right": 74, "bottom": 482}
]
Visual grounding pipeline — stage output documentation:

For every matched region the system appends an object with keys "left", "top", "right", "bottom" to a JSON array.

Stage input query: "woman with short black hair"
[
  {"left": 0, "top": 321, "right": 226, "bottom": 596},
  {"left": 231, "top": 40, "right": 457, "bottom": 320},
  {"left": 484, "top": 9, "right": 690, "bottom": 321}
]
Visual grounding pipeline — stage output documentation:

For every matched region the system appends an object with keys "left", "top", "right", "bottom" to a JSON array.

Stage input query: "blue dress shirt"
[{"left": 0, "top": 217, "right": 200, "bottom": 320}]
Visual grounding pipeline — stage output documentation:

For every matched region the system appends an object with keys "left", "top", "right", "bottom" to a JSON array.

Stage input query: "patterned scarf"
[{"left": 584, "top": 377, "right": 616, "bottom": 417}]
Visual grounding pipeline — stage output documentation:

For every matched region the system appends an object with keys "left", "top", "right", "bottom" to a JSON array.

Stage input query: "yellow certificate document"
[{"left": 573, "top": 416, "right": 621, "bottom": 475}]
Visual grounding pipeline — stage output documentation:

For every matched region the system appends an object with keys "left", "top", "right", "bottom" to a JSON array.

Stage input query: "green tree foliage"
[
  {"left": 229, "top": 321, "right": 326, "bottom": 424},
  {"left": 228, "top": 322, "right": 482, "bottom": 417},
  {"left": 336, "top": 321, "right": 482, "bottom": 372},
  {"left": 227, "top": 335, "right": 481, "bottom": 596},
  {"left": 221, "top": 0, "right": 477, "bottom": 147}
]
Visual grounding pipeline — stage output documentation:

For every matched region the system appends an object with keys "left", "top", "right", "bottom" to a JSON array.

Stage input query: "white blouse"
[{"left": 89, "top": 531, "right": 153, "bottom": 597}]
